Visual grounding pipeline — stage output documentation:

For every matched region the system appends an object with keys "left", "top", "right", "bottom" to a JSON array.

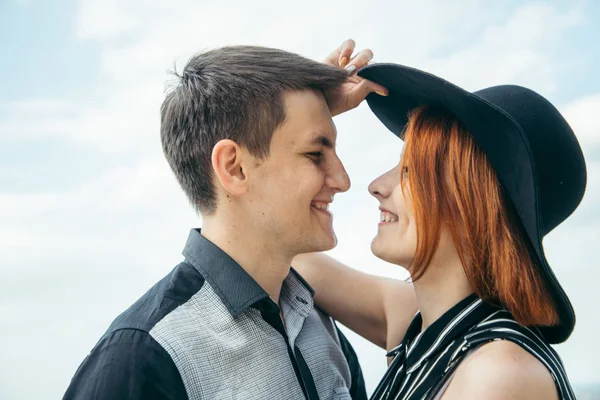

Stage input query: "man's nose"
[{"left": 325, "top": 158, "right": 351, "bottom": 193}]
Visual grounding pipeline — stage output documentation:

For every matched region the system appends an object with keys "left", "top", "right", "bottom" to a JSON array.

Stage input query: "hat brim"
[{"left": 357, "top": 63, "right": 574, "bottom": 344}]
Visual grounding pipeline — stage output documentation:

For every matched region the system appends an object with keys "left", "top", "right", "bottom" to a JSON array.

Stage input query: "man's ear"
[{"left": 211, "top": 139, "right": 248, "bottom": 197}]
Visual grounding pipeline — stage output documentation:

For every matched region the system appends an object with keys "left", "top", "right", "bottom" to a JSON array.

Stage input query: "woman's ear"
[{"left": 211, "top": 139, "right": 248, "bottom": 197}]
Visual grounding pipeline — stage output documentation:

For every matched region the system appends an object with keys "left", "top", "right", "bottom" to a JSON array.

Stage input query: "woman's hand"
[{"left": 323, "top": 39, "right": 389, "bottom": 117}]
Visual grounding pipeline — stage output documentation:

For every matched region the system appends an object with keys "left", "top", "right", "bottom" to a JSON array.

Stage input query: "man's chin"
[
  {"left": 306, "top": 231, "right": 337, "bottom": 253},
  {"left": 322, "top": 229, "right": 338, "bottom": 249},
  {"left": 323, "top": 235, "right": 337, "bottom": 251}
]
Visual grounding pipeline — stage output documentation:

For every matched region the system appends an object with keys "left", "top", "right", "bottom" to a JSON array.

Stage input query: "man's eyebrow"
[{"left": 309, "top": 133, "right": 335, "bottom": 148}]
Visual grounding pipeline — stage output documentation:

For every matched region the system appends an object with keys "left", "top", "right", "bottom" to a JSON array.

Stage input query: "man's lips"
[{"left": 311, "top": 201, "right": 332, "bottom": 217}]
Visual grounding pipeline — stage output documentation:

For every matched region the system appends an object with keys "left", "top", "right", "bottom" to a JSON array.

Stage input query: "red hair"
[{"left": 401, "top": 106, "right": 558, "bottom": 327}]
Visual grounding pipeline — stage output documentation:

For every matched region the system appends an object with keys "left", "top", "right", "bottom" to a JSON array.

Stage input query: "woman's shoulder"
[
  {"left": 464, "top": 309, "right": 563, "bottom": 360},
  {"left": 441, "top": 340, "right": 559, "bottom": 400}
]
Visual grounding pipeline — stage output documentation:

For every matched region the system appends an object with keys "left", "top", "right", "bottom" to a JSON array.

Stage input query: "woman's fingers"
[
  {"left": 345, "top": 48, "right": 374, "bottom": 75},
  {"left": 323, "top": 40, "right": 375, "bottom": 74},
  {"left": 338, "top": 39, "right": 356, "bottom": 68},
  {"left": 323, "top": 38, "right": 356, "bottom": 67},
  {"left": 348, "top": 78, "right": 389, "bottom": 107},
  {"left": 322, "top": 40, "right": 387, "bottom": 115}
]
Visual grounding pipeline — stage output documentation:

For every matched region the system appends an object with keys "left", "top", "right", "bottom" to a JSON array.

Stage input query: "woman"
[{"left": 296, "top": 48, "right": 585, "bottom": 399}]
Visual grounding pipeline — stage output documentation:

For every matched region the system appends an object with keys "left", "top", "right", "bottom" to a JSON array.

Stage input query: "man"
[{"left": 63, "top": 41, "right": 387, "bottom": 399}]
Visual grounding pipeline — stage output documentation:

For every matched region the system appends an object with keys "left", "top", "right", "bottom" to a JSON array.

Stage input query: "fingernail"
[
  {"left": 346, "top": 64, "right": 356, "bottom": 74},
  {"left": 376, "top": 91, "right": 388, "bottom": 96},
  {"left": 339, "top": 57, "right": 348, "bottom": 68}
]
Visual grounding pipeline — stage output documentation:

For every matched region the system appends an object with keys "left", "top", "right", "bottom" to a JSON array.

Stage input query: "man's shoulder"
[
  {"left": 108, "top": 261, "right": 206, "bottom": 334},
  {"left": 64, "top": 327, "right": 188, "bottom": 399},
  {"left": 64, "top": 262, "right": 205, "bottom": 399}
]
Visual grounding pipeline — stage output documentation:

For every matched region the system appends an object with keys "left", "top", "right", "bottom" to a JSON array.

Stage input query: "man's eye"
[{"left": 307, "top": 152, "right": 323, "bottom": 160}]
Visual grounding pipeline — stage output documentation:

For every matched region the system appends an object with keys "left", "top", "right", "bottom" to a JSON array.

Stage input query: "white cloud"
[
  {"left": 6, "top": 1, "right": 584, "bottom": 154},
  {"left": 563, "top": 93, "right": 600, "bottom": 149},
  {"left": 420, "top": 2, "right": 583, "bottom": 92},
  {"left": 1, "top": 99, "right": 76, "bottom": 114},
  {"left": 76, "top": 0, "right": 141, "bottom": 41}
]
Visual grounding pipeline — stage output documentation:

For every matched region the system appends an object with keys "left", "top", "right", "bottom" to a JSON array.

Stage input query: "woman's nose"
[{"left": 369, "top": 166, "right": 399, "bottom": 199}]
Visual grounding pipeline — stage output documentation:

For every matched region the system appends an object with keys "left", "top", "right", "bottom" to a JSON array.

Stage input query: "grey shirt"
[{"left": 63, "top": 229, "right": 366, "bottom": 400}]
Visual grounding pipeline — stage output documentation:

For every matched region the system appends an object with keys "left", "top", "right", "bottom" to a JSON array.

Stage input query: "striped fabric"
[{"left": 370, "top": 294, "right": 576, "bottom": 400}]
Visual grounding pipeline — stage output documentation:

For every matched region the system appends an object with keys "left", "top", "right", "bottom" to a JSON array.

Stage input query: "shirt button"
[{"left": 295, "top": 296, "right": 308, "bottom": 305}]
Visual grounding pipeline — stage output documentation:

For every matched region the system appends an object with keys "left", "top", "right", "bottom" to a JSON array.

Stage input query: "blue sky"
[
  {"left": 1, "top": 0, "right": 107, "bottom": 194},
  {"left": 1, "top": 2, "right": 95, "bottom": 98},
  {"left": 1, "top": 1, "right": 599, "bottom": 398}
]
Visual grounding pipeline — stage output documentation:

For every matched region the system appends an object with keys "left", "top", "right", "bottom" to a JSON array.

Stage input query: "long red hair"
[{"left": 401, "top": 105, "right": 558, "bottom": 327}]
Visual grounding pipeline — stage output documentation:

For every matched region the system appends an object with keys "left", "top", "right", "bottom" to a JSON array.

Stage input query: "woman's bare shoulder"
[{"left": 441, "top": 340, "right": 558, "bottom": 400}]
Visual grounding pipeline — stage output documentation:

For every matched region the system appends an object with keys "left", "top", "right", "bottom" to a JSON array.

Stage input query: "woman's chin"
[
  {"left": 371, "top": 239, "right": 412, "bottom": 267},
  {"left": 370, "top": 240, "right": 394, "bottom": 264},
  {"left": 370, "top": 237, "right": 382, "bottom": 258}
]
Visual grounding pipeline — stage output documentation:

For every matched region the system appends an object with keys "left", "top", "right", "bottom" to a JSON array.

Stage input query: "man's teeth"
[
  {"left": 380, "top": 211, "right": 398, "bottom": 223},
  {"left": 312, "top": 202, "right": 329, "bottom": 210}
]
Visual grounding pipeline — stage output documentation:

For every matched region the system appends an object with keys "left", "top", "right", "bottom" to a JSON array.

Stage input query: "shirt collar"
[
  {"left": 280, "top": 269, "right": 315, "bottom": 318},
  {"left": 388, "top": 293, "right": 499, "bottom": 373},
  {"left": 182, "top": 229, "right": 314, "bottom": 317}
]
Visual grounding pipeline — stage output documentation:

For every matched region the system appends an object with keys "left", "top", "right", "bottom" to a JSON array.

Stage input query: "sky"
[{"left": 1, "top": 0, "right": 599, "bottom": 398}]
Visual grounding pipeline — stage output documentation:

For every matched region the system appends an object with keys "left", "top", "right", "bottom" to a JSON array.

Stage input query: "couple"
[{"left": 63, "top": 40, "right": 584, "bottom": 399}]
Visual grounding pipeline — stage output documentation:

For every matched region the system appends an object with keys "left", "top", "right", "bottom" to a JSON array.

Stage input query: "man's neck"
[
  {"left": 412, "top": 252, "right": 474, "bottom": 331},
  {"left": 201, "top": 218, "right": 292, "bottom": 304}
]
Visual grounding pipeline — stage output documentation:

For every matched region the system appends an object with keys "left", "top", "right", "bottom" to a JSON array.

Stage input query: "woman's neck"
[{"left": 411, "top": 250, "right": 475, "bottom": 331}]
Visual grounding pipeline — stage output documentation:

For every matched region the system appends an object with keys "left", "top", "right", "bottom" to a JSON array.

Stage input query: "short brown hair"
[
  {"left": 402, "top": 105, "right": 558, "bottom": 327},
  {"left": 160, "top": 46, "right": 347, "bottom": 214}
]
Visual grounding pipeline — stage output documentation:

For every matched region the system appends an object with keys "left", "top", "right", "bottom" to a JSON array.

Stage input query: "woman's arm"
[{"left": 292, "top": 252, "right": 418, "bottom": 350}]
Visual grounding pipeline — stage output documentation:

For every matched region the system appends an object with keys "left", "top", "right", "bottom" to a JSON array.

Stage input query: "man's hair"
[{"left": 160, "top": 45, "right": 348, "bottom": 214}]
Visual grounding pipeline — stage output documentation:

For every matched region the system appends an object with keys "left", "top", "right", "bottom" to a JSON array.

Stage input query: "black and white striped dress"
[{"left": 370, "top": 294, "right": 576, "bottom": 400}]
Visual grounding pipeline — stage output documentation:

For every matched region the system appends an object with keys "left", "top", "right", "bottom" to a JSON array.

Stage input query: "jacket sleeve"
[
  {"left": 63, "top": 328, "right": 188, "bottom": 400},
  {"left": 336, "top": 325, "right": 367, "bottom": 400}
]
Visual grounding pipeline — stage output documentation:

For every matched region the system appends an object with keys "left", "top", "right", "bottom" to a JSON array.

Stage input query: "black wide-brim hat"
[{"left": 358, "top": 63, "right": 587, "bottom": 344}]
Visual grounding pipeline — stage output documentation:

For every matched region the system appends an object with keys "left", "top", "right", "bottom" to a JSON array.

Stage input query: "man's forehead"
[{"left": 277, "top": 89, "right": 338, "bottom": 146}]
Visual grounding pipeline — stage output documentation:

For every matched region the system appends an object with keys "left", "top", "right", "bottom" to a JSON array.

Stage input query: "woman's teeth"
[{"left": 380, "top": 211, "right": 398, "bottom": 223}]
